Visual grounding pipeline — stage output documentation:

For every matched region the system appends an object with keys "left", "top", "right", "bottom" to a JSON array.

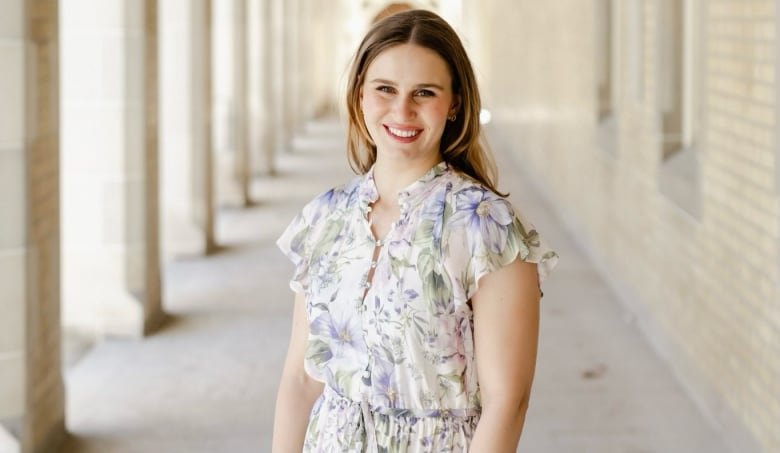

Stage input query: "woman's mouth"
[{"left": 384, "top": 125, "right": 422, "bottom": 142}]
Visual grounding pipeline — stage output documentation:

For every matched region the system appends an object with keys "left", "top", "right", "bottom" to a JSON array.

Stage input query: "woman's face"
[{"left": 360, "top": 43, "right": 458, "bottom": 166}]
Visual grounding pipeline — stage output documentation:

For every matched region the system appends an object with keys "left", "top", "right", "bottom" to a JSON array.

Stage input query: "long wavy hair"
[{"left": 345, "top": 9, "right": 503, "bottom": 194}]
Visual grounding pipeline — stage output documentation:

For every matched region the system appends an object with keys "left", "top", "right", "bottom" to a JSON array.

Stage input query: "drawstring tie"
[
  {"left": 322, "top": 385, "right": 480, "bottom": 452},
  {"left": 359, "top": 399, "right": 379, "bottom": 453}
]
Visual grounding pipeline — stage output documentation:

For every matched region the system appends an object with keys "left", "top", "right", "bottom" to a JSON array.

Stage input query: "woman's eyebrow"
[{"left": 368, "top": 78, "right": 445, "bottom": 90}]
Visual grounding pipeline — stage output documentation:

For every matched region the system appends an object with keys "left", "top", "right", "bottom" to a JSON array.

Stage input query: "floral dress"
[{"left": 277, "top": 161, "right": 558, "bottom": 452}]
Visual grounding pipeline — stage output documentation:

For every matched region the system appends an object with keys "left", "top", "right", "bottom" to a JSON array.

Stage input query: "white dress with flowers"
[{"left": 277, "top": 161, "right": 558, "bottom": 452}]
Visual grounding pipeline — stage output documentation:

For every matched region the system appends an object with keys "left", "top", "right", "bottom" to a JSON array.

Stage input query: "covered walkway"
[
  {"left": 61, "top": 119, "right": 729, "bottom": 452},
  {"left": 2, "top": 1, "right": 778, "bottom": 452}
]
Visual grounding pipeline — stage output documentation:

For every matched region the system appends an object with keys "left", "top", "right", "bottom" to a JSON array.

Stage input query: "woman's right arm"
[{"left": 271, "top": 292, "right": 324, "bottom": 452}]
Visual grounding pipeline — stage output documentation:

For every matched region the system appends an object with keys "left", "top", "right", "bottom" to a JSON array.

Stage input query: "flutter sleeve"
[
  {"left": 276, "top": 190, "right": 333, "bottom": 294},
  {"left": 453, "top": 187, "right": 559, "bottom": 300}
]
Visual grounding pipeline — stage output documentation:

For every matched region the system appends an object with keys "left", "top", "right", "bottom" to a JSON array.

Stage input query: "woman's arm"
[
  {"left": 271, "top": 292, "right": 325, "bottom": 452},
  {"left": 469, "top": 259, "right": 541, "bottom": 452}
]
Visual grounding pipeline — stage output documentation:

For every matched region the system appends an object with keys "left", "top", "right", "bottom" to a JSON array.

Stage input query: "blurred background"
[{"left": 1, "top": 0, "right": 779, "bottom": 452}]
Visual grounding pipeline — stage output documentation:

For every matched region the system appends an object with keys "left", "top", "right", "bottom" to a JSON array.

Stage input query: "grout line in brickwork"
[
  {"left": 706, "top": 141, "right": 773, "bottom": 169},
  {"left": 707, "top": 103, "right": 776, "bottom": 130},
  {"left": 707, "top": 144, "right": 775, "bottom": 180},
  {"left": 703, "top": 195, "right": 779, "bottom": 253},
  {"left": 706, "top": 139, "right": 775, "bottom": 172},
  {"left": 708, "top": 72, "right": 774, "bottom": 93}
]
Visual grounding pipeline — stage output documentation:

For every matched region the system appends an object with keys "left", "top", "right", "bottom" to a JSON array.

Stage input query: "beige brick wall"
[{"left": 480, "top": 0, "right": 779, "bottom": 451}]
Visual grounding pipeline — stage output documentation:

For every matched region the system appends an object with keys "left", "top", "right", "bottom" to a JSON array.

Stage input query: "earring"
[{"left": 448, "top": 113, "right": 457, "bottom": 122}]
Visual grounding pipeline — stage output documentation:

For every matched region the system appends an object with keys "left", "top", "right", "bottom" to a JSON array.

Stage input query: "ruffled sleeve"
[
  {"left": 454, "top": 189, "right": 559, "bottom": 300},
  {"left": 276, "top": 190, "right": 333, "bottom": 294}
]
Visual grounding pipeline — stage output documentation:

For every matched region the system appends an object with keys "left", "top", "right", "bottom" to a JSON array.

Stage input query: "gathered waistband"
[
  {"left": 322, "top": 385, "right": 481, "bottom": 418},
  {"left": 321, "top": 386, "right": 480, "bottom": 453}
]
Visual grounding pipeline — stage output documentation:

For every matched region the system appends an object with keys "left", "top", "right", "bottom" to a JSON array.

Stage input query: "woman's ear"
[{"left": 450, "top": 94, "right": 462, "bottom": 116}]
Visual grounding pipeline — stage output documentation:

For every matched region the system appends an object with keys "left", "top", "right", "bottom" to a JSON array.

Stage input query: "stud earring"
[{"left": 448, "top": 113, "right": 457, "bottom": 122}]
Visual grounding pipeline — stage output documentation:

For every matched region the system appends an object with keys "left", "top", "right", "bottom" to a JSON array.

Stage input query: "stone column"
[
  {"left": 61, "top": 0, "right": 165, "bottom": 339},
  {"left": 195, "top": 0, "right": 218, "bottom": 254},
  {"left": 140, "top": 0, "right": 165, "bottom": 334},
  {"left": 284, "top": 0, "right": 301, "bottom": 139},
  {"left": 0, "top": 0, "right": 66, "bottom": 451},
  {"left": 160, "top": 0, "right": 216, "bottom": 258},
  {"left": 228, "top": 0, "right": 252, "bottom": 205},
  {"left": 296, "top": 0, "right": 313, "bottom": 123},
  {"left": 247, "top": 0, "right": 277, "bottom": 176},
  {"left": 271, "top": 0, "right": 288, "bottom": 153},
  {"left": 213, "top": 0, "right": 249, "bottom": 207},
  {"left": 234, "top": 0, "right": 251, "bottom": 205}
]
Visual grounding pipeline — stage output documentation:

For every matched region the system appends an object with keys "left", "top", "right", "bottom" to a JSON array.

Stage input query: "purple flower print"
[
  {"left": 451, "top": 187, "right": 514, "bottom": 254},
  {"left": 372, "top": 354, "right": 400, "bottom": 407},
  {"left": 310, "top": 310, "right": 366, "bottom": 357},
  {"left": 310, "top": 188, "right": 337, "bottom": 225},
  {"left": 419, "top": 188, "right": 447, "bottom": 248}
]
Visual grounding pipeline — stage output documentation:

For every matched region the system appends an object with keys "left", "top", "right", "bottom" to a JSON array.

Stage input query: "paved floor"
[{"left": 62, "top": 118, "right": 732, "bottom": 453}]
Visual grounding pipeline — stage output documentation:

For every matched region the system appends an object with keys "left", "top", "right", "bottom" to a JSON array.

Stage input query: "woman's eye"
[
  {"left": 377, "top": 86, "right": 395, "bottom": 94},
  {"left": 415, "top": 89, "right": 435, "bottom": 97}
]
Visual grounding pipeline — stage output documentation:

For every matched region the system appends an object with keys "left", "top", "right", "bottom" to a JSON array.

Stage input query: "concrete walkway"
[{"left": 62, "top": 118, "right": 732, "bottom": 453}]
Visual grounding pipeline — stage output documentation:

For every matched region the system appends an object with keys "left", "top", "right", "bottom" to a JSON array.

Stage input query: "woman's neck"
[{"left": 372, "top": 154, "right": 443, "bottom": 205}]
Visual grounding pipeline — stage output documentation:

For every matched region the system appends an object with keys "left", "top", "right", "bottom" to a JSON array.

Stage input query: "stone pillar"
[
  {"left": 296, "top": 0, "right": 314, "bottom": 122},
  {"left": 160, "top": 0, "right": 216, "bottom": 258},
  {"left": 234, "top": 0, "right": 251, "bottom": 205},
  {"left": 61, "top": 0, "right": 165, "bottom": 339},
  {"left": 0, "top": 0, "right": 66, "bottom": 451},
  {"left": 140, "top": 0, "right": 165, "bottom": 334},
  {"left": 271, "top": 0, "right": 288, "bottom": 153},
  {"left": 247, "top": 0, "right": 277, "bottom": 176},
  {"left": 213, "top": 0, "right": 250, "bottom": 207},
  {"left": 284, "top": 0, "right": 300, "bottom": 138},
  {"left": 195, "top": 0, "right": 218, "bottom": 254}
]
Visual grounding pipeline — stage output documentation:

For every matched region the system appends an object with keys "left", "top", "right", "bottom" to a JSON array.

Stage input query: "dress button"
[
  {"left": 375, "top": 239, "right": 384, "bottom": 247},
  {"left": 364, "top": 281, "right": 371, "bottom": 289},
  {"left": 370, "top": 261, "right": 377, "bottom": 269},
  {"left": 362, "top": 369, "right": 370, "bottom": 378}
]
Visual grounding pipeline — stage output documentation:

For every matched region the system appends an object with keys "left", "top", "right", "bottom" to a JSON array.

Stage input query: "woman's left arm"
[{"left": 469, "top": 258, "right": 541, "bottom": 452}]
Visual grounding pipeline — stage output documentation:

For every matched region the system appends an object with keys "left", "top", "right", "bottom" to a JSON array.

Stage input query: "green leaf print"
[
  {"left": 515, "top": 217, "right": 540, "bottom": 247},
  {"left": 417, "top": 250, "right": 434, "bottom": 277},
  {"left": 439, "top": 372, "right": 466, "bottom": 396},
  {"left": 290, "top": 225, "right": 310, "bottom": 255},
  {"left": 412, "top": 219, "right": 435, "bottom": 247},
  {"left": 311, "top": 218, "right": 344, "bottom": 263},
  {"left": 389, "top": 254, "right": 411, "bottom": 280},
  {"left": 306, "top": 339, "right": 333, "bottom": 366},
  {"left": 334, "top": 369, "right": 355, "bottom": 395}
]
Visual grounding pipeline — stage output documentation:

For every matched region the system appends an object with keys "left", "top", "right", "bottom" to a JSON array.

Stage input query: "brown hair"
[
  {"left": 345, "top": 9, "right": 503, "bottom": 194},
  {"left": 372, "top": 3, "right": 414, "bottom": 24}
]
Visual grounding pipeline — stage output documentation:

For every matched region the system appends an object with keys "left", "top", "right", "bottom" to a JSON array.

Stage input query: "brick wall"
[{"left": 480, "top": 0, "right": 779, "bottom": 451}]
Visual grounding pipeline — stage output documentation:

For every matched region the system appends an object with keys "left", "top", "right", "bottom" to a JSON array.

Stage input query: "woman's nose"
[{"left": 392, "top": 95, "right": 416, "bottom": 119}]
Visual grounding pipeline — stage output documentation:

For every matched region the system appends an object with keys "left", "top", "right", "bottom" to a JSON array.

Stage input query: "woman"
[{"left": 272, "top": 9, "right": 558, "bottom": 452}]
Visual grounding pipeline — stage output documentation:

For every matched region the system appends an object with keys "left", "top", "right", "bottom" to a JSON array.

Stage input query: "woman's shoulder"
[{"left": 444, "top": 168, "right": 514, "bottom": 213}]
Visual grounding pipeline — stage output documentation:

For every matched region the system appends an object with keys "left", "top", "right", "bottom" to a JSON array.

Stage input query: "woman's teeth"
[{"left": 388, "top": 127, "right": 421, "bottom": 138}]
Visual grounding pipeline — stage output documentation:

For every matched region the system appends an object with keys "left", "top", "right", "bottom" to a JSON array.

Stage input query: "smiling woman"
[
  {"left": 271, "top": 9, "right": 558, "bottom": 453},
  {"left": 360, "top": 43, "right": 457, "bottom": 165}
]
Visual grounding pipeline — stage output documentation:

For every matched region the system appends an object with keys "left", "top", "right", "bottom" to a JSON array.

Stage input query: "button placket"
[{"left": 359, "top": 213, "right": 391, "bottom": 388}]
